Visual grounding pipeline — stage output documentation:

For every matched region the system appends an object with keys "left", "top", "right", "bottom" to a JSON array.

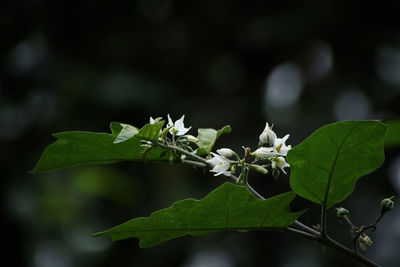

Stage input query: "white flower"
[
  {"left": 216, "top": 148, "right": 235, "bottom": 158},
  {"left": 207, "top": 152, "right": 231, "bottom": 176},
  {"left": 271, "top": 156, "right": 290, "bottom": 174},
  {"left": 259, "top": 122, "right": 277, "bottom": 146},
  {"left": 167, "top": 114, "right": 192, "bottom": 136},
  {"left": 251, "top": 147, "right": 279, "bottom": 159},
  {"left": 273, "top": 134, "right": 292, "bottom": 156}
]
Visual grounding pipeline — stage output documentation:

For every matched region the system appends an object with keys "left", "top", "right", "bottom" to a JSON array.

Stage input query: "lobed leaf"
[
  {"left": 31, "top": 122, "right": 174, "bottom": 173},
  {"left": 288, "top": 120, "right": 388, "bottom": 209},
  {"left": 93, "top": 182, "right": 304, "bottom": 248},
  {"left": 196, "top": 125, "right": 231, "bottom": 155}
]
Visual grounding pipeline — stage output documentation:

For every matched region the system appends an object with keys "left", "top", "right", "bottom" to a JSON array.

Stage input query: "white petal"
[
  {"left": 174, "top": 115, "right": 185, "bottom": 129},
  {"left": 167, "top": 114, "right": 173, "bottom": 127},
  {"left": 176, "top": 126, "right": 191, "bottom": 136},
  {"left": 282, "top": 134, "right": 290, "bottom": 142}
]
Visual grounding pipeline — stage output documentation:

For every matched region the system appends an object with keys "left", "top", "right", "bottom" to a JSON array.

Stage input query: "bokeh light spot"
[
  {"left": 333, "top": 88, "right": 371, "bottom": 121},
  {"left": 264, "top": 63, "right": 303, "bottom": 108}
]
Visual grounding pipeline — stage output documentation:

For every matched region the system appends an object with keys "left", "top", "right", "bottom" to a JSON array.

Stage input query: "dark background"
[{"left": 2, "top": 1, "right": 400, "bottom": 266}]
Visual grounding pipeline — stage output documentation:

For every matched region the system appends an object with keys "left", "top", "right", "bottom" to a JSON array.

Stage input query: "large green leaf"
[
  {"left": 288, "top": 120, "right": 387, "bottom": 209},
  {"left": 31, "top": 122, "right": 174, "bottom": 173},
  {"left": 93, "top": 182, "right": 304, "bottom": 248},
  {"left": 383, "top": 119, "right": 400, "bottom": 148},
  {"left": 196, "top": 125, "right": 231, "bottom": 155}
]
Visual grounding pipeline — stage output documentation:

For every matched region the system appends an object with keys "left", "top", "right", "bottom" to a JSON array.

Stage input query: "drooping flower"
[
  {"left": 252, "top": 132, "right": 292, "bottom": 159},
  {"left": 216, "top": 148, "right": 236, "bottom": 158},
  {"left": 259, "top": 122, "right": 277, "bottom": 146},
  {"left": 207, "top": 152, "right": 231, "bottom": 176},
  {"left": 167, "top": 114, "right": 192, "bottom": 136},
  {"left": 271, "top": 156, "right": 290, "bottom": 174},
  {"left": 273, "top": 134, "right": 292, "bottom": 156},
  {"left": 358, "top": 233, "right": 373, "bottom": 252}
]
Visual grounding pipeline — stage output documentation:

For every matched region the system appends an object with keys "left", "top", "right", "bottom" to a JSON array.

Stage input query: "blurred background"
[{"left": 2, "top": 0, "right": 400, "bottom": 266}]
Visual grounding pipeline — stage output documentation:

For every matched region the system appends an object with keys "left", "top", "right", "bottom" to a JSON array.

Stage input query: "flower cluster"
[
  {"left": 206, "top": 121, "right": 292, "bottom": 180},
  {"left": 251, "top": 122, "right": 291, "bottom": 171},
  {"left": 147, "top": 115, "right": 291, "bottom": 181}
]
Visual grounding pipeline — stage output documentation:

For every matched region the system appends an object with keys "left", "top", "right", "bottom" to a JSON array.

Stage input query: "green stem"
[
  {"left": 343, "top": 215, "right": 355, "bottom": 229},
  {"left": 321, "top": 204, "right": 327, "bottom": 238},
  {"left": 323, "top": 236, "right": 379, "bottom": 267},
  {"left": 373, "top": 211, "right": 385, "bottom": 226},
  {"left": 341, "top": 215, "right": 358, "bottom": 252},
  {"left": 156, "top": 142, "right": 212, "bottom": 168},
  {"left": 285, "top": 229, "right": 379, "bottom": 267}
]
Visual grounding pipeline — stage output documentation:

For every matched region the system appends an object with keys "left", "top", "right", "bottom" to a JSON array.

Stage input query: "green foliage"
[
  {"left": 31, "top": 122, "right": 174, "bottom": 173},
  {"left": 93, "top": 182, "right": 304, "bottom": 248},
  {"left": 136, "top": 121, "right": 165, "bottom": 142},
  {"left": 32, "top": 117, "right": 394, "bottom": 266},
  {"left": 383, "top": 119, "right": 400, "bottom": 148},
  {"left": 196, "top": 125, "right": 231, "bottom": 155},
  {"left": 288, "top": 120, "right": 387, "bottom": 209},
  {"left": 113, "top": 123, "right": 139, "bottom": 144}
]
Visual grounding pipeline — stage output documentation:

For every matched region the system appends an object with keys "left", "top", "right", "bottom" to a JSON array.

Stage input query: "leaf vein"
[{"left": 323, "top": 122, "right": 360, "bottom": 206}]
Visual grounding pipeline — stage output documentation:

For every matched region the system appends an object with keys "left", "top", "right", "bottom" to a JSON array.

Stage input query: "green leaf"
[
  {"left": 383, "top": 119, "right": 400, "bottom": 148},
  {"left": 93, "top": 182, "right": 304, "bottom": 248},
  {"left": 31, "top": 122, "right": 174, "bottom": 173},
  {"left": 196, "top": 125, "right": 231, "bottom": 155},
  {"left": 136, "top": 121, "right": 165, "bottom": 142},
  {"left": 113, "top": 123, "right": 139, "bottom": 144},
  {"left": 288, "top": 120, "right": 388, "bottom": 209}
]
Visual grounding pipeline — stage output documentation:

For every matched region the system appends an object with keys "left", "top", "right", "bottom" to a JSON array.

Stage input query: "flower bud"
[
  {"left": 183, "top": 135, "right": 198, "bottom": 143},
  {"left": 251, "top": 147, "right": 277, "bottom": 159},
  {"left": 381, "top": 196, "right": 395, "bottom": 212},
  {"left": 336, "top": 207, "right": 350, "bottom": 218},
  {"left": 217, "top": 148, "right": 236, "bottom": 158},
  {"left": 259, "top": 122, "right": 277, "bottom": 146},
  {"left": 250, "top": 164, "right": 268, "bottom": 175}
]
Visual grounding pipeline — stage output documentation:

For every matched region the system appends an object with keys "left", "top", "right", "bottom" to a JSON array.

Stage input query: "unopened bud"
[
  {"left": 336, "top": 207, "right": 350, "bottom": 218},
  {"left": 183, "top": 135, "right": 198, "bottom": 143},
  {"left": 251, "top": 147, "right": 277, "bottom": 159},
  {"left": 259, "top": 122, "right": 277, "bottom": 146},
  {"left": 381, "top": 196, "right": 395, "bottom": 212},
  {"left": 217, "top": 148, "right": 235, "bottom": 158},
  {"left": 250, "top": 164, "right": 269, "bottom": 175}
]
